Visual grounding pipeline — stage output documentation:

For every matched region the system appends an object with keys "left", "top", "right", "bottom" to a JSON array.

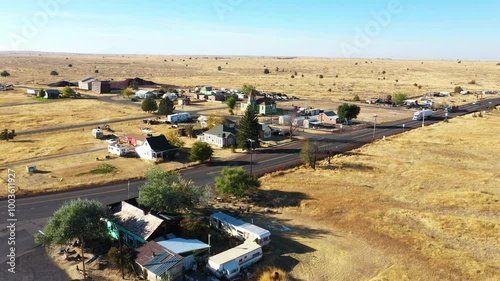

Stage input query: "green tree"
[
  {"left": 141, "top": 98, "right": 158, "bottom": 113},
  {"left": 166, "top": 129, "right": 185, "bottom": 148},
  {"left": 179, "top": 217, "right": 208, "bottom": 240},
  {"left": 215, "top": 167, "right": 260, "bottom": 198},
  {"left": 393, "top": 92, "right": 408, "bottom": 105},
  {"left": 241, "top": 84, "right": 256, "bottom": 96},
  {"left": 50, "top": 70, "right": 58, "bottom": 76},
  {"left": 218, "top": 66, "right": 222, "bottom": 71},
  {"left": 226, "top": 95, "right": 237, "bottom": 115},
  {"left": 206, "top": 115, "right": 227, "bottom": 129},
  {"left": 38, "top": 89, "right": 46, "bottom": 98},
  {"left": 0, "top": 129, "right": 16, "bottom": 141},
  {"left": 0, "top": 70, "right": 10, "bottom": 77},
  {"left": 319, "top": 74, "right": 324, "bottom": 79},
  {"left": 454, "top": 86, "right": 463, "bottom": 93},
  {"left": 122, "top": 88, "right": 134, "bottom": 98},
  {"left": 300, "top": 140, "right": 320, "bottom": 170},
  {"left": 107, "top": 246, "right": 136, "bottom": 274},
  {"left": 190, "top": 141, "right": 213, "bottom": 163},
  {"left": 138, "top": 167, "right": 213, "bottom": 213},
  {"left": 263, "top": 68, "right": 270, "bottom": 74},
  {"left": 158, "top": 98, "right": 175, "bottom": 115},
  {"left": 237, "top": 107, "right": 259, "bottom": 150},
  {"left": 61, "top": 86, "right": 75, "bottom": 98},
  {"left": 35, "top": 199, "right": 110, "bottom": 247},
  {"left": 337, "top": 103, "right": 361, "bottom": 123},
  {"left": 353, "top": 95, "right": 361, "bottom": 102}
]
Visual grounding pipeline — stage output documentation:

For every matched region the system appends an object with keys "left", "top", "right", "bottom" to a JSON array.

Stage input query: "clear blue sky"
[{"left": 1, "top": 0, "right": 499, "bottom": 60}]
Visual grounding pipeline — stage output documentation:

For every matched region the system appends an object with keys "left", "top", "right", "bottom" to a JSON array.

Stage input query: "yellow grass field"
[
  {"left": 256, "top": 109, "right": 500, "bottom": 281},
  {"left": 1, "top": 53, "right": 499, "bottom": 101}
]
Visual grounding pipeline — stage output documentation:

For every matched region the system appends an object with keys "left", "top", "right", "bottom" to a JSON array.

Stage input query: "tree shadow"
[
  {"left": 258, "top": 148, "right": 301, "bottom": 154},
  {"left": 249, "top": 213, "right": 332, "bottom": 273},
  {"left": 339, "top": 162, "right": 374, "bottom": 171},
  {"left": 207, "top": 160, "right": 251, "bottom": 167},
  {"left": 254, "top": 190, "right": 312, "bottom": 208},
  {"left": 12, "top": 139, "right": 36, "bottom": 143},
  {"left": 32, "top": 169, "right": 51, "bottom": 174}
]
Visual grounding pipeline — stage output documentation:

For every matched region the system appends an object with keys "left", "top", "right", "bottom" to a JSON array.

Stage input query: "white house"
[
  {"left": 78, "top": 77, "right": 95, "bottom": 90},
  {"left": 135, "top": 135, "right": 179, "bottom": 161},
  {"left": 209, "top": 212, "right": 271, "bottom": 246},
  {"left": 207, "top": 241, "right": 262, "bottom": 280},
  {"left": 108, "top": 143, "right": 130, "bottom": 156},
  {"left": 197, "top": 125, "right": 237, "bottom": 148}
]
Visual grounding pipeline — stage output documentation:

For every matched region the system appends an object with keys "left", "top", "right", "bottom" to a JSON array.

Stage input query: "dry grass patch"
[{"left": 257, "top": 110, "right": 500, "bottom": 280}]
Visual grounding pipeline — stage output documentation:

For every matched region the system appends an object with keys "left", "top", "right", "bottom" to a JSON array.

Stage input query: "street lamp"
[
  {"left": 402, "top": 123, "right": 405, "bottom": 132},
  {"left": 372, "top": 114, "right": 378, "bottom": 140},
  {"left": 247, "top": 139, "right": 255, "bottom": 175}
]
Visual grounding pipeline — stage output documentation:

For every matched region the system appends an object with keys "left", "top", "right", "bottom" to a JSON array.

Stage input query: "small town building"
[
  {"left": 207, "top": 241, "right": 262, "bottom": 280},
  {"left": 209, "top": 212, "right": 271, "bottom": 246},
  {"left": 197, "top": 125, "right": 237, "bottom": 148},
  {"left": 92, "top": 80, "right": 111, "bottom": 93},
  {"left": 108, "top": 143, "right": 130, "bottom": 156},
  {"left": 45, "top": 89, "right": 61, "bottom": 99},
  {"left": 122, "top": 134, "right": 146, "bottom": 146},
  {"left": 240, "top": 91, "right": 277, "bottom": 115},
  {"left": 107, "top": 201, "right": 169, "bottom": 248},
  {"left": 154, "top": 237, "right": 210, "bottom": 270},
  {"left": 135, "top": 241, "right": 184, "bottom": 281},
  {"left": 78, "top": 77, "right": 95, "bottom": 90},
  {"left": 135, "top": 135, "right": 179, "bottom": 161}
]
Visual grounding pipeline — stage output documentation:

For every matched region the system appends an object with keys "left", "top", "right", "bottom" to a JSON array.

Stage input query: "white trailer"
[
  {"left": 92, "top": 128, "right": 104, "bottom": 139},
  {"left": 207, "top": 241, "right": 262, "bottom": 280},
  {"left": 166, "top": 112, "right": 191, "bottom": 123},
  {"left": 108, "top": 143, "right": 130, "bottom": 156},
  {"left": 210, "top": 212, "right": 271, "bottom": 246},
  {"left": 162, "top": 92, "right": 178, "bottom": 101},
  {"left": 412, "top": 109, "right": 433, "bottom": 121}
]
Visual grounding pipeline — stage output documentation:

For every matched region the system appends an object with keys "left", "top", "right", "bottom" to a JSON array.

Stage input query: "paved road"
[{"left": 0, "top": 97, "right": 498, "bottom": 280}]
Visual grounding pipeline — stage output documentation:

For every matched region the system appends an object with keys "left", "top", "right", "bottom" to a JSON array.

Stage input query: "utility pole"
[
  {"left": 81, "top": 238, "right": 87, "bottom": 281},
  {"left": 247, "top": 139, "right": 255, "bottom": 175},
  {"left": 127, "top": 180, "right": 130, "bottom": 200},
  {"left": 372, "top": 114, "right": 378, "bottom": 140}
]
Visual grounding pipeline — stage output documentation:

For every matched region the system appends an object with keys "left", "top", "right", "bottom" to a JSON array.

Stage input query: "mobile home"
[
  {"left": 207, "top": 241, "right": 262, "bottom": 280},
  {"left": 108, "top": 143, "right": 130, "bottom": 156},
  {"left": 209, "top": 212, "right": 271, "bottom": 246},
  {"left": 166, "top": 112, "right": 191, "bottom": 123}
]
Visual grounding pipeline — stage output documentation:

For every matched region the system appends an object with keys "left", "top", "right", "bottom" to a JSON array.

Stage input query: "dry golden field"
[
  {"left": 1, "top": 53, "right": 499, "bottom": 101},
  {"left": 256, "top": 109, "right": 500, "bottom": 281}
]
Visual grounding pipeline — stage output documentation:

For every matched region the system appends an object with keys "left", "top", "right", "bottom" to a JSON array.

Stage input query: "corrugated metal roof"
[
  {"left": 155, "top": 238, "right": 210, "bottom": 255},
  {"left": 211, "top": 212, "right": 270, "bottom": 238},
  {"left": 112, "top": 201, "right": 164, "bottom": 240},
  {"left": 136, "top": 241, "right": 183, "bottom": 277}
]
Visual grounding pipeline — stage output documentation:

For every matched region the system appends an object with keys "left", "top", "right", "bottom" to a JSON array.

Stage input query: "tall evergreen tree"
[
  {"left": 141, "top": 98, "right": 158, "bottom": 113},
  {"left": 158, "top": 98, "right": 175, "bottom": 115},
  {"left": 237, "top": 106, "right": 259, "bottom": 150}
]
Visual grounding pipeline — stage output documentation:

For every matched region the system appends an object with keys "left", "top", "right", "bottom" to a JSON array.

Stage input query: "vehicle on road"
[{"left": 412, "top": 109, "right": 433, "bottom": 121}]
